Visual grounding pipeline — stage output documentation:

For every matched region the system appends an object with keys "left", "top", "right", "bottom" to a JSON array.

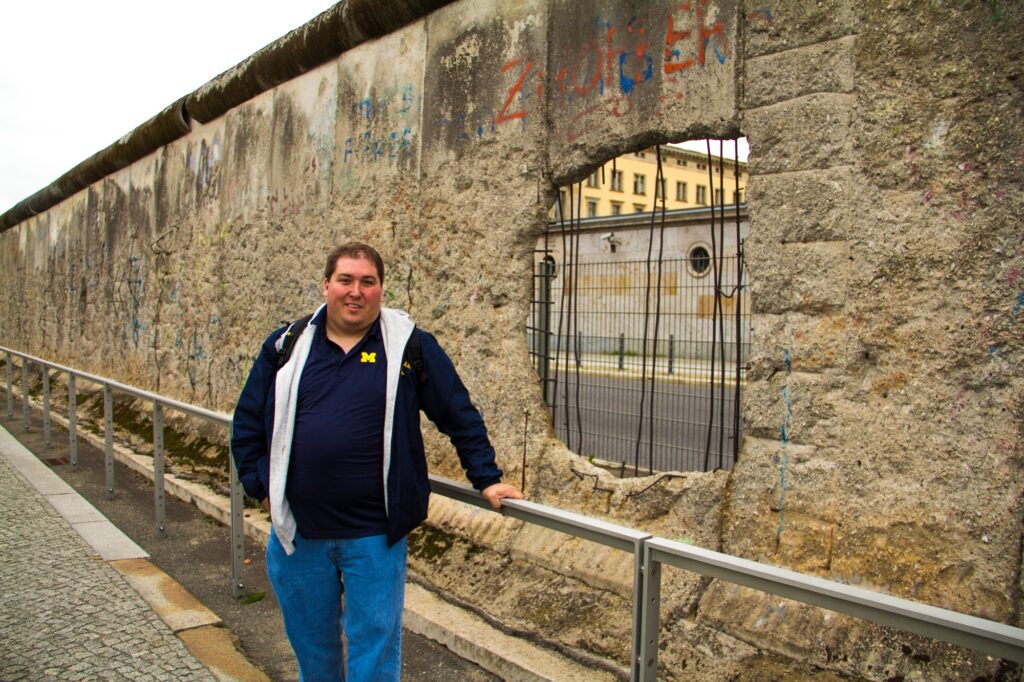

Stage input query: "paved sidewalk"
[
  {"left": 0, "top": 425, "right": 216, "bottom": 681},
  {"left": 547, "top": 351, "right": 744, "bottom": 385}
]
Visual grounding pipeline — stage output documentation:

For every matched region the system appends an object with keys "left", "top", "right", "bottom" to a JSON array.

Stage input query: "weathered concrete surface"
[{"left": 2, "top": 1, "right": 1023, "bottom": 680}]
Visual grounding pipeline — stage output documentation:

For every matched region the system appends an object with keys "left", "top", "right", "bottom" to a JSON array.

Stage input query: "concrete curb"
[{"left": 110, "top": 559, "right": 271, "bottom": 681}]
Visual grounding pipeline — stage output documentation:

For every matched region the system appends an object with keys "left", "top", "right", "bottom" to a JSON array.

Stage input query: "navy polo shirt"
[{"left": 286, "top": 315, "right": 388, "bottom": 538}]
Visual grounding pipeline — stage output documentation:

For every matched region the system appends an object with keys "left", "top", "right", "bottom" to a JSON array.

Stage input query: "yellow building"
[{"left": 553, "top": 144, "right": 748, "bottom": 219}]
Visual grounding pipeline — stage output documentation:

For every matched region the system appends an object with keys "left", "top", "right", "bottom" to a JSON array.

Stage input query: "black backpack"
[{"left": 274, "top": 314, "right": 426, "bottom": 383}]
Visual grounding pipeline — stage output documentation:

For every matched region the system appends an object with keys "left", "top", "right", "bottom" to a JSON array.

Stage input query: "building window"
[
  {"left": 676, "top": 182, "right": 687, "bottom": 202},
  {"left": 697, "top": 162, "right": 707, "bottom": 171},
  {"left": 634, "top": 204, "right": 646, "bottom": 213},
  {"left": 610, "top": 170, "right": 624, "bottom": 192},
  {"left": 635, "top": 151, "right": 646, "bottom": 158},
  {"left": 696, "top": 185, "right": 707, "bottom": 205},
  {"left": 654, "top": 177, "right": 666, "bottom": 200},
  {"left": 714, "top": 188, "right": 723, "bottom": 205},
  {"left": 633, "top": 174, "right": 646, "bottom": 195},
  {"left": 688, "top": 244, "right": 711, "bottom": 277},
  {"left": 587, "top": 171, "right": 600, "bottom": 188},
  {"left": 733, "top": 189, "right": 743, "bottom": 203},
  {"left": 676, "top": 159, "right": 687, "bottom": 167},
  {"left": 610, "top": 201, "right": 622, "bottom": 215},
  {"left": 586, "top": 199, "right": 598, "bottom": 217}
]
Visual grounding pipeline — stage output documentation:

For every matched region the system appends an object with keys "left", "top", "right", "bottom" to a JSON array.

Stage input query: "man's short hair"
[{"left": 324, "top": 242, "right": 385, "bottom": 283}]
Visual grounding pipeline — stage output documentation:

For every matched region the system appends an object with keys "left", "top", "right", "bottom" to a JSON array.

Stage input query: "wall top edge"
[{"left": 0, "top": 0, "right": 456, "bottom": 234}]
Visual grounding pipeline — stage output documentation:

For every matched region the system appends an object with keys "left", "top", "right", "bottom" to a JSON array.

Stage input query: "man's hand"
[{"left": 481, "top": 483, "right": 524, "bottom": 509}]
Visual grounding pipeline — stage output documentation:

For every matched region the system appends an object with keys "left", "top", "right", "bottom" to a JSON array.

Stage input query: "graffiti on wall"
[
  {"left": 335, "top": 3, "right": 731, "bottom": 156},
  {"left": 433, "top": 1, "right": 731, "bottom": 145},
  {"left": 775, "top": 347, "right": 793, "bottom": 546},
  {"left": 341, "top": 82, "right": 420, "bottom": 167}
]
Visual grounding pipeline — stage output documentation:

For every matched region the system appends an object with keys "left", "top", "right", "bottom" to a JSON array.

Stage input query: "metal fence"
[
  {"left": 530, "top": 255, "right": 750, "bottom": 473},
  {"left": 5, "top": 346, "right": 1024, "bottom": 681}
]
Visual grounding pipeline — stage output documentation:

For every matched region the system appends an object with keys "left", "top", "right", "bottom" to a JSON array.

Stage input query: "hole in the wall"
[{"left": 531, "top": 138, "right": 750, "bottom": 476}]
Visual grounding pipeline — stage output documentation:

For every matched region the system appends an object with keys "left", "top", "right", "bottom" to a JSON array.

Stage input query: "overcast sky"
[
  {"left": 0, "top": 2, "right": 746, "bottom": 215},
  {"left": 0, "top": 1, "right": 336, "bottom": 213}
]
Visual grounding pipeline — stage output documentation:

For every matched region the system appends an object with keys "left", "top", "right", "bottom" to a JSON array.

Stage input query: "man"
[{"left": 231, "top": 242, "right": 522, "bottom": 681}]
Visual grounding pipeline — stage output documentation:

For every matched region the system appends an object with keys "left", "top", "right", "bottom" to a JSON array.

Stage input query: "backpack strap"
[
  {"left": 406, "top": 329, "right": 427, "bottom": 384},
  {"left": 274, "top": 314, "right": 313, "bottom": 370}
]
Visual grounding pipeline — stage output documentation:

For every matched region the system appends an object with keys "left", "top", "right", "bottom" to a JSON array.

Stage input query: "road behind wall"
[{"left": 1, "top": 1, "right": 1022, "bottom": 679}]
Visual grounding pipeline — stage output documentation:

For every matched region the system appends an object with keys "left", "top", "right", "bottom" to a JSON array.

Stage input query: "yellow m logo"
[{"left": 360, "top": 352, "right": 377, "bottom": 363}]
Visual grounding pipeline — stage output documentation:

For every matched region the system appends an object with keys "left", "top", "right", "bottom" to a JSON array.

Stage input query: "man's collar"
[{"left": 366, "top": 316, "right": 383, "bottom": 341}]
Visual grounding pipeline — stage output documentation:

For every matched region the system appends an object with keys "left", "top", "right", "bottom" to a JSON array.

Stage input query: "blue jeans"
[{"left": 266, "top": 531, "right": 407, "bottom": 682}]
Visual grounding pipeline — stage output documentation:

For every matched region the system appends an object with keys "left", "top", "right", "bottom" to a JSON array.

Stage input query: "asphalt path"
[
  {"left": 0, "top": 408, "right": 498, "bottom": 682},
  {"left": 547, "top": 372, "right": 740, "bottom": 472}
]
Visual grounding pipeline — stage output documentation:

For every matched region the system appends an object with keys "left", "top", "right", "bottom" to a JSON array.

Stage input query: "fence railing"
[
  {"left": 3, "top": 346, "right": 247, "bottom": 597},
  {"left": 530, "top": 256, "right": 749, "bottom": 474},
  {"left": 4, "top": 345, "right": 1024, "bottom": 680}
]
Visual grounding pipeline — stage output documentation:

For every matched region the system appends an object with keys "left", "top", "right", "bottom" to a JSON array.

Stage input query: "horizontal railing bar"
[
  {"left": 646, "top": 537, "right": 1024, "bottom": 664},
  {"left": 1, "top": 346, "right": 231, "bottom": 427},
  {"left": 429, "top": 477, "right": 649, "bottom": 553}
]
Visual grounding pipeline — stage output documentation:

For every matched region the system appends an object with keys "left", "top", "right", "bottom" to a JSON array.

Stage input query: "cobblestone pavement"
[{"left": 0, "top": 451, "right": 216, "bottom": 681}]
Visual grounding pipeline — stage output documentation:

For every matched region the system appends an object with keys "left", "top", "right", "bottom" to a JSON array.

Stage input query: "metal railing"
[
  {"left": 4, "top": 346, "right": 1024, "bottom": 680},
  {"left": 3, "top": 346, "right": 246, "bottom": 598}
]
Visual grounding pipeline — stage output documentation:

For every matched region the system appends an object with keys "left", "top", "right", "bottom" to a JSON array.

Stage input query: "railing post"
[
  {"left": 22, "top": 359, "right": 30, "bottom": 431},
  {"left": 153, "top": 401, "right": 166, "bottom": 536},
  {"left": 538, "top": 258, "right": 554, "bottom": 405},
  {"left": 68, "top": 374, "right": 78, "bottom": 466},
  {"left": 667, "top": 335, "right": 675, "bottom": 375},
  {"left": 6, "top": 351, "right": 13, "bottom": 418},
  {"left": 618, "top": 333, "right": 626, "bottom": 371},
  {"left": 637, "top": 540, "right": 662, "bottom": 682},
  {"left": 631, "top": 536, "right": 653, "bottom": 682},
  {"left": 104, "top": 384, "right": 114, "bottom": 499},
  {"left": 228, "top": 442, "right": 246, "bottom": 598},
  {"left": 42, "top": 364, "right": 51, "bottom": 448}
]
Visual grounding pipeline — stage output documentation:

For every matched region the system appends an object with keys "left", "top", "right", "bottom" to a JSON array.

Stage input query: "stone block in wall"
[
  {"left": 721, "top": 437, "right": 841, "bottom": 569},
  {"left": 421, "top": 0, "right": 548, "bottom": 169},
  {"left": 743, "top": 94, "right": 854, "bottom": 175},
  {"left": 509, "top": 526, "right": 635, "bottom": 598},
  {"left": 160, "top": 118, "right": 225, "bottom": 224},
  {"left": 267, "top": 61, "right": 338, "bottom": 217},
  {"left": 413, "top": 0, "right": 550, "bottom": 357},
  {"left": 746, "top": 166, "right": 853, "bottom": 244},
  {"left": 742, "top": 1, "right": 857, "bottom": 59},
  {"left": 696, "top": 580, "right": 1000, "bottom": 680},
  {"left": 747, "top": 240, "right": 850, "bottom": 314},
  {"left": 744, "top": 36, "right": 855, "bottom": 110},
  {"left": 746, "top": 311, "right": 864, "bottom": 377},
  {"left": 743, "top": 369, "right": 844, "bottom": 446},
  {"left": 335, "top": 24, "right": 424, "bottom": 191},
  {"left": 546, "top": 0, "right": 739, "bottom": 182},
  {"left": 830, "top": 480, "right": 1020, "bottom": 624},
  {"left": 221, "top": 92, "right": 277, "bottom": 221}
]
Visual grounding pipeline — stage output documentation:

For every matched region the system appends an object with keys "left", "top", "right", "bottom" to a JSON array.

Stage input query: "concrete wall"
[{"left": 2, "top": 1, "right": 1022, "bottom": 678}]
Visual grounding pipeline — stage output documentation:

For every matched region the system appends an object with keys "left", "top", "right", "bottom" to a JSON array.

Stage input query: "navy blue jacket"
[{"left": 231, "top": 318, "right": 503, "bottom": 546}]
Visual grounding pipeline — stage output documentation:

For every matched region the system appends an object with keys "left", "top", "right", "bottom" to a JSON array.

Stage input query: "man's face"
[{"left": 322, "top": 255, "right": 383, "bottom": 335}]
